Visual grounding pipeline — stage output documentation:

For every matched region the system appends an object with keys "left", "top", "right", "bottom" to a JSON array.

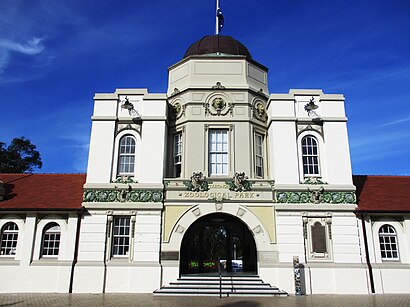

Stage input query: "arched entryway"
[{"left": 180, "top": 213, "right": 257, "bottom": 275}]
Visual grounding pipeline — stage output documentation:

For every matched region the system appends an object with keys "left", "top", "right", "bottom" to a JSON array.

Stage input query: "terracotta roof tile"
[
  {"left": 0, "top": 174, "right": 85, "bottom": 210},
  {"left": 354, "top": 175, "right": 410, "bottom": 212}
]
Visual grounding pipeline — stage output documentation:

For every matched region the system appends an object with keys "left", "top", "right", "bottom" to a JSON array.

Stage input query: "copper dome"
[{"left": 184, "top": 35, "right": 252, "bottom": 59}]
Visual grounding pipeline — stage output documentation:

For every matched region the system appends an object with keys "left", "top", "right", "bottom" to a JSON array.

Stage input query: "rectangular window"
[
  {"left": 112, "top": 217, "right": 131, "bottom": 257},
  {"left": 255, "top": 134, "right": 264, "bottom": 177},
  {"left": 209, "top": 129, "right": 228, "bottom": 176},
  {"left": 174, "top": 133, "right": 182, "bottom": 177}
]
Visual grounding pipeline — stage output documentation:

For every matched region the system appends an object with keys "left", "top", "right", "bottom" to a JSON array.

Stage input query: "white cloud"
[
  {"left": 380, "top": 116, "right": 410, "bottom": 127},
  {"left": 0, "top": 38, "right": 45, "bottom": 74},
  {"left": 0, "top": 37, "right": 44, "bottom": 55}
]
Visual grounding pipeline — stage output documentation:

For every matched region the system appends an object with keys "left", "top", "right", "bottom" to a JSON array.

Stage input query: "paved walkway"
[{"left": 1, "top": 294, "right": 410, "bottom": 307}]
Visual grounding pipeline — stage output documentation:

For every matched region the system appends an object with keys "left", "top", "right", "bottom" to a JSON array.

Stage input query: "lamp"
[
  {"left": 304, "top": 97, "right": 318, "bottom": 112},
  {"left": 120, "top": 96, "right": 142, "bottom": 122},
  {"left": 121, "top": 96, "right": 134, "bottom": 111}
]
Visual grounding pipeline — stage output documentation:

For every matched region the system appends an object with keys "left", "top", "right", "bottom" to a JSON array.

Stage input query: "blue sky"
[{"left": 0, "top": 0, "right": 409, "bottom": 175}]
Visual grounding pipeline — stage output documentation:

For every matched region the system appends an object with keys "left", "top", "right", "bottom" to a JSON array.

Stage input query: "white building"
[{"left": 1, "top": 35, "right": 409, "bottom": 295}]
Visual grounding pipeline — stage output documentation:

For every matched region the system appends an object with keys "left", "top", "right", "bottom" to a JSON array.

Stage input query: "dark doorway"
[{"left": 180, "top": 213, "right": 257, "bottom": 275}]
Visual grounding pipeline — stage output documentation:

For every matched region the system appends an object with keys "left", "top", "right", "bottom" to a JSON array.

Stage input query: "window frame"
[
  {"left": 0, "top": 222, "right": 19, "bottom": 257},
  {"left": 254, "top": 132, "right": 264, "bottom": 178},
  {"left": 40, "top": 222, "right": 61, "bottom": 258},
  {"left": 208, "top": 129, "right": 229, "bottom": 176},
  {"left": 379, "top": 224, "right": 400, "bottom": 261},
  {"left": 173, "top": 132, "right": 182, "bottom": 178},
  {"left": 301, "top": 135, "right": 320, "bottom": 177},
  {"left": 111, "top": 216, "right": 132, "bottom": 258},
  {"left": 117, "top": 135, "right": 137, "bottom": 176}
]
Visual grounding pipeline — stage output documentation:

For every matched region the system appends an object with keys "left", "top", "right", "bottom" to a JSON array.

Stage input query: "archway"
[{"left": 180, "top": 213, "right": 257, "bottom": 275}]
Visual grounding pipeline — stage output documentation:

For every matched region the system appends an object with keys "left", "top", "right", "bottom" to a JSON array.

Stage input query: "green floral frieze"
[
  {"left": 83, "top": 189, "right": 163, "bottom": 203},
  {"left": 276, "top": 191, "right": 356, "bottom": 204}
]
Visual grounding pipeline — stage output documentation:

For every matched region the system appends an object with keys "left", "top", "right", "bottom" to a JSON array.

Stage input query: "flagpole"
[{"left": 215, "top": 0, "right": 219, "bottom": 35}]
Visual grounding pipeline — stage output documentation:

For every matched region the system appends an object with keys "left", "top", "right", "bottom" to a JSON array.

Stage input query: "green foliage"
[{"left": 0, "top": 137, "right": 42, "bottom": 173}]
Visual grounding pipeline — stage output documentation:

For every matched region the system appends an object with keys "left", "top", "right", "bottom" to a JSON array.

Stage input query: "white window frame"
[
  {"left": 303, "top": 216, "right": 333, "bottom": 262},
  {"left": 208, "top": 129, "right": 229, "bottom": 176},
  {"left": 0, "top": 222, "right": 19, "bottom": 257},
  {"left": 254, "top": 133, "right": 264, "bottom": 178},
  {"left": 41, "top": 222, "right": 61, "bottom": 258},
  {"left": 111, "top": 216, "right": 131, "bottom": 258},
  {"left": 379, "top": 224, "right": 400, "bottom": 261},
  {"left": 173, "top": 133, "right": 182, "bottom": 178},
  {"left": 301, "top": 135, "right": 320, "bottom": 177},
  {"left": 118, "top": 135, "right": 136, "bottom": 176}
]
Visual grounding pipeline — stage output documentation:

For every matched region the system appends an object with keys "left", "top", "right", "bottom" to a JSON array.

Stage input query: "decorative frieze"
[
  {"left": 83, "top": 189, "right": 163, "bottom": 203},
  {"left": 275, "top": 191, "right": 356, "bottom": 204}
]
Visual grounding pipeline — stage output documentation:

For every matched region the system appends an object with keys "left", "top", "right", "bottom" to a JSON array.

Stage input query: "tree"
[{"left": 0, "top": 137, "right": 42, "bottom": 173}]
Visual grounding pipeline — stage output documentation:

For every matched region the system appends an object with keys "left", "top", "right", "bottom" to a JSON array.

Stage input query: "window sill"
[
  {"left": 31, "top": 258, "right": 71, "bottom": 266},
  {"left": 0, "top": 258, "right": 20, "bottom": 266}
]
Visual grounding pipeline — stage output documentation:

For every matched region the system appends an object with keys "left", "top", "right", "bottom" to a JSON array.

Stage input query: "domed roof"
[{"left": 184, "top": 35, "right": 252, "bottom": 59}]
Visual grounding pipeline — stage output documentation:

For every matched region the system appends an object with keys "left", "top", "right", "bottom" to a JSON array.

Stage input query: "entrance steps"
[{"left": 153, "top": 275, "right": 288, "bottom": 297}]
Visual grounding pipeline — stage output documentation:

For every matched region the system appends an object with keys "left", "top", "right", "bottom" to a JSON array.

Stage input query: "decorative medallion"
[
  {"left": 205, "top": 97, "right": 233, "bottom": 116},
  {"left": 170, "top": 100, "right": 185, "bottom": 119},
  {"left": 184, "top": 172, "right": 210, "bottom": 192},
  {"left": 226, "top": 172, "right": 254, "bottom": 192},
  {"left": 253, "top": 101, "right": 268, "bottom": 122}
]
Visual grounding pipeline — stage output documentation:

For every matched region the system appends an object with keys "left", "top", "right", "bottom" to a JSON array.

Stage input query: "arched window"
[
  {"left": 0, "top": 222, "right": 19, "bottom": 256},
  {"left": 301, "top": 135, "right": 320, "bottom": 176},
  {"left": 41, "top": 223, "right": 61, "bottom": 257},
  {"left": 379, "top": 224, "right": 399, "bottom": 260},
  {"left": 118, "top": 135, "right": 136, "bottom": 175}
]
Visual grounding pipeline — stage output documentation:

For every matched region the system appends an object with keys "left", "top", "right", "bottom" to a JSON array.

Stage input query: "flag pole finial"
[{"left": 215, "top": 0, "right": 224, "bottom": 35}]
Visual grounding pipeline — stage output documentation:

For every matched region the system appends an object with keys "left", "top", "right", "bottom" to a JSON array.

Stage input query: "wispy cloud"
[
  {"left": 379, "top": 116, "right": 410, "bottom": 127},
  {"left": 0, "top": 38, "right": 44, "bottom": 55},
  {"left": 0, "top": 38, "right": 45, "bottom": 74}
]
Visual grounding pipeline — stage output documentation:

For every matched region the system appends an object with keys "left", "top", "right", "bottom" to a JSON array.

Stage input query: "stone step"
[{"left": 154, "top": 275, "right": 288, "bottom": 297}]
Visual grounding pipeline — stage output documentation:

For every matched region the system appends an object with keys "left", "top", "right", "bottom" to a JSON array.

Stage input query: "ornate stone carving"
[
  {"left": 308, "top": 187, "right": 325, "bottom": 204},
  {"left": 226, "top": 172, "right": 254, "bottom": 192},
  {"left": 170, "top": 100, "right": 185, "bottom": 119},
  {"left": 300, "top": 177, "right": 328, "bottom": 185},
  {"left": 184, "top": 172, "right": 209, "bottom": 192},
  {"left": 275, "top": 191, "right": 356, "bottom": 204},
  {"left": 205, "top": 97, "right": 233, "bottom": 116},
  {"left": 83, "top": 189, "right": 163, "bottom": 203},
  {"left": 212, "top": 81, "right": 225, "bottom": 89},
  {"left": 253, "top": 101, "right": 268, "bottom": 122},
  {"left": 112, "top": 176, "right": 136, "bottom": 184}
]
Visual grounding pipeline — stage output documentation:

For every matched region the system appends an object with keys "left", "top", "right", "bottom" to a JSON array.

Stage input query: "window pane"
[
  {"left": 118, "top": 136, "right": 136, "bottom": 175},
  {"left": 112, "top": 217, "right": 131, "bottom": 257},
  {"left": 1, "top": 223, "right": 19, "bottom": 256},
  {"left": 209, "top": 130, "right": 228, "bottom": 175},
  {"left": 379, "top": 224, "right": 399, "bottom": 260},
  {"left": 302, "top": 136, "right": 319, "bottom": 176},
  {"left": 41, "top": 223, "right": 61, "bottom": 257}
]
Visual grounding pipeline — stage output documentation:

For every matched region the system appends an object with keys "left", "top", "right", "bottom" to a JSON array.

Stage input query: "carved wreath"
[
  {"left": 205, "top": 97, "right": 233, "bottom": 116},
  {"left": 253, "top": 101, "right": 267, "bottom": 122}
]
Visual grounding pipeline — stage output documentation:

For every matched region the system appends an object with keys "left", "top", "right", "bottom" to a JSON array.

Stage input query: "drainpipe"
[
  {"left": 102, "top": 215, "right": 113, "bottom": 293},
  {"left": 360, "top": 213, "right": 375, "bottom": 293},
  {"left": 69, "top": 208, "right": 83, "bottom": 293}
]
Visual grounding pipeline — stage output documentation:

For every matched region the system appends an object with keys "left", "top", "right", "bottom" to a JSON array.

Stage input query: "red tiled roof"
[
  {"left": 0, "top": 174, "right": 85, "bottom": 210},
  {"left": 354, "top": 175, "right": 410, "bottom": 212}
]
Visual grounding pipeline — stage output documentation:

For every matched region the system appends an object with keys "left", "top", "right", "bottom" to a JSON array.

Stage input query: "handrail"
[{"left": 218, "top": 258, "right": 222, "bottom": 298}]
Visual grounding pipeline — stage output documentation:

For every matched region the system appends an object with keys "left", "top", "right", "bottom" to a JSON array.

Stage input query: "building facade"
[{"left": 1, "top": 35, "right": 409, "bottom": 295}]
